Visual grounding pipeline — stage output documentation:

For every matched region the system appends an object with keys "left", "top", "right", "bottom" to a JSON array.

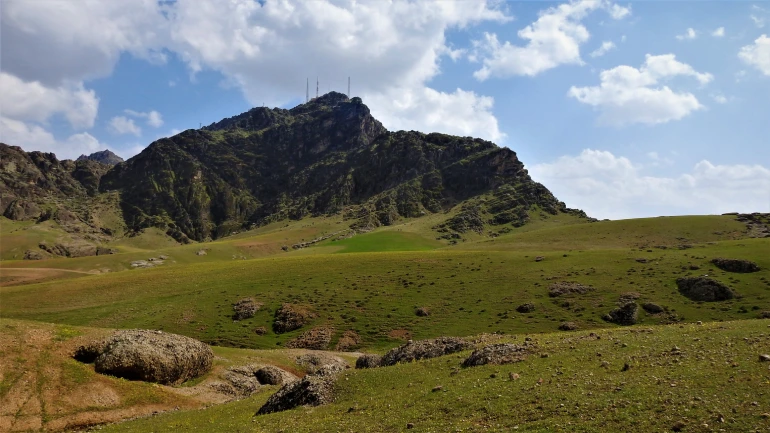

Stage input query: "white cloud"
[
  {"left": 125, "top": 109, "right": 164, "bottom": 127},
  {"left": 568, "top": 54, "right": 713, "bottom": 126},
  {"left": 590, "top": 41, "right": 616, "bottom": 58},
  {"left": 109, "top": 116, "right": 142, "bottom": 136},
  {"left": 472, "top": 0, "right": 630, "bottom": 80},
  {"left": 0, "top": 72, "right": 99, "bottom": 129},
  {"left": 751, "top": 5, "right": 767, "bottom": 28},
  {"left": 365, "top": 87, "right": 504, "bottom": 142},
  {"left": 712, "top": 27, "right": 725, "bottom": 37},
  {"left": 738, "top": 34, "right": 770, "bottom": 76},
  {"left": 530, "top": 149, "right": 770, "bottom": 219},
  {"left": 676, "top": 28, "right": 697, "bottom": 40},
  {"left": 0, "top": 0, "right": 167, "bottom": 86},
  {"left": 711, "top": 94, "right": 728, "bottom": 104},
  {"left": 0, "top": 117, "right": 107, "bottom": 160},
  {"left": 1, "top": 0, "right": 513, "bottom": 142}
]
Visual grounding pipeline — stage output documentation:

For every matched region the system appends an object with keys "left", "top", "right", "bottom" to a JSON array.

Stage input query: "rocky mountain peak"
[{"left": 77, "top": 150, "right": 124, "bottom": 166}]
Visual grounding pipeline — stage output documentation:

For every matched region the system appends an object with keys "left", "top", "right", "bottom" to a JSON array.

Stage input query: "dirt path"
[{"left": 0, "top": 267, "right": 98, "bottom": 274}]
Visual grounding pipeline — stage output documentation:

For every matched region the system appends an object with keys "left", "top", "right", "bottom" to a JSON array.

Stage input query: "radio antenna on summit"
[
  {"left": 306, "top": 78, "right": 309, "bottom": 103},
  {"left": 316, "top": 77, "right": 319, "bottom": 99}
]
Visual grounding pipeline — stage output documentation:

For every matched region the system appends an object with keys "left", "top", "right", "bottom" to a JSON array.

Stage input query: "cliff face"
[
  {"left": 77, "top": 150, "right": 124, "bottom": 166},
  {"left": 3, "top": 92, "right": 588, "bottom": 242}
]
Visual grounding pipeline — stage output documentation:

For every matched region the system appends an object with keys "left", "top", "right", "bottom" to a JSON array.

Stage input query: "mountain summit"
[
  {"left": 2, "top": 93, "right": 588, "bottom": 243},
  {"left": 77, "top": 150, "right": 124, "bottom": 166}
]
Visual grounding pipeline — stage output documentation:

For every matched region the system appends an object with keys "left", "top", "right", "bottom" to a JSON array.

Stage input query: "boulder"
[
  {"left": 558, "top": 321, "right": 579, "bottom": 331},
  {"left": 676, "top": 277, "right": 736, "bottom": 302},
  {"left": 548, "top": 282, "right": 594, "bottom": 297},
  {"left": 355, "top": 354, "right": 382, "bottom": 369},
  {"left": 642, "top": 302, "right": 664, "bottom": 314},
  {"left": 710, "top": 258, "right": 760, "bottom": 273},
  {"left": 603, "top": 303, "right": 639, "bottom": 326},
  {"left": 256, "top": 365, "right": 298, "bottom": 386},
  {"left": 90, "top": 330, "right": 213, "bottom": 385},
  {"left": 462, "top": 343, "right": 528, "bottom": 367},
  {"left": 380, "top": 337, "right": 472, "bottom": 367},
  {"left": 222, "top": 365, "right": 262, "bottom": 396},
  {"left": 295, "top": 353, "right": 349, "bottom": 374},
  {"left": 335, "top": 330, "right": 361, "bottom": 352},
  {"left": 256, "top": 365, "right": 342, "bottom": 415},
  {"left": 273, "top": 303, "right": 316, "bottom": 334},
  {"left": 516, "top": 303, "right": 535, "bottom": 313},
  {"left": 415, "top": 307, "right": 430, "bottom": 317},
  {"left": 232, "top": 298, "right": 261, "bottom": 320},
  {"left": 23, "top": 250, "right": 45, "bottom": 260},
  {"left": 285, "top": 327, "right": 334, "bottom": 350}
]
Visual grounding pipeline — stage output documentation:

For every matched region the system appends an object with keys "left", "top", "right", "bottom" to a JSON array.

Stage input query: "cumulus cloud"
[
  {"left": 109, "top": 116, "right": 142, "bottom": 136},
  {"left": 738, "top": 34, "right": 770, "bottom": 76},
  {"left": 590, "top": 41, "right": 616, "bottom": 58},
  {"left": 472, "top": 0, "right": 630, "bottom": 80},
  {"left": 0, "top": 72, "right": 99, "bottom": 129},
  {"left": 712, "top": 27, "right": 725, "bottom": 37},
  {"left": 530, "top": 149, "right": 770, "bottom": 219},
  {"left": 567, "top": 54, "right": 713, "bottom": 126},
  {"left": 751, "top": 5, "right": 767, "bottom": 28},
  {"left": 365, "top": 87, "right": 504, "bottom": 142},
  {"left": 0, "top": 117, "right": 107, "bottom": 160},
  {"left": 676, "top": 28, "right": 697, "bottom": 40},
  {"left": 125, "top": 109, "right": 164, "bottom": 128}
]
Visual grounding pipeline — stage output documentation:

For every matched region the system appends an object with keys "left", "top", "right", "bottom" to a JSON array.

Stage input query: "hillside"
[{"left": 1, "top": 92, "right": 589, "bottom": 255}]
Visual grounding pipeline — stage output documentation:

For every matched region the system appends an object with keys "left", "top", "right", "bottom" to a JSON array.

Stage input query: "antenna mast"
[{"left": 316, "top": 77, "right": 319, "bottom": 99}]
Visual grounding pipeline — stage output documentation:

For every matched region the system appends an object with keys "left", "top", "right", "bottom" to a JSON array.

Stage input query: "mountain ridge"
[{"left": 1, "top": 92, "right": 590, "bottom": 244}]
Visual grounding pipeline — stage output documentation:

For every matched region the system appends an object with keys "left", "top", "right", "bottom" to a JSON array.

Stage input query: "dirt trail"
[{"left": 0, "top": 268, "right": 98, "bottom": 274}]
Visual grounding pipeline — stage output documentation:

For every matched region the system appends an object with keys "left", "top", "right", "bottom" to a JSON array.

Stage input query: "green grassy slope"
[
  {"left": 2, "top": 236, "right": 768, "bottom": 350},
  {"left": 101, "top": 319, "right": 770, "bottom": 433}
]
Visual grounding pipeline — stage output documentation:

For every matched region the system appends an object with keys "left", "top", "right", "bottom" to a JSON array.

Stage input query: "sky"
[{"left": 1, "top": 0, "right": 769, "bottom": 220}]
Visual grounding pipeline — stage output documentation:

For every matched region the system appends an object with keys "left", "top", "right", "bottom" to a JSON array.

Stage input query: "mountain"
[
  {"left": 77, "top": 150, "right": 124, "bottom": 165},
  {"left": 2, "top": 92, "right": 589, "bottom": 244}
]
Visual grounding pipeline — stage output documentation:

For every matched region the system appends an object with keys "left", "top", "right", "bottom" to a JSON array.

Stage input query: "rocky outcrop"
[
  {"left": 710, "top": 258, "right": 760, "bottom": 273},
  {"left": 462, "top": 344, "right": 528, "bottom": 367},
  {"left": 77, "top": 150, "right": 124, "bottom": 166},
  {"left": 676, "top": 277, "right": 736, "bottom": 302},
  {"left": 80, "top": 330, "right": 214, "bottom": 385},
  {"left": 256, "top": 364, "right": 343, "bottom": 415},
  {"left": 548, "top": 282, "right": 594, "bottom": 297},
  {"left": 273, "top": 304, "right": 315, "bottom": 334},
  {"left": 603, "top": 303, "right": 639, "bottom": 326},
  {"left": 355, "top": 354, "right": 383, "bottom": 369},
  {"left": 232, "top": 298, "right": 261, "bottom": 320},
  {"left": 285, "top": 327, "right": 334, "bottom": 350},
  {"left": 380, "top": 337, "right": 472, "bottom": 366}
]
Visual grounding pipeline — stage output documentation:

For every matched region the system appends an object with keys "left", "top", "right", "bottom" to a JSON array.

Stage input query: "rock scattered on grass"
[
  {"left": 415, "top": 307, "right": 430, "bottom": 317},
  {"left": 355, "top": 354, "right": 383, "bottom": 369},
  {"left": 222, "top": 365, "right": 262, "bottom": 396},
  {"left": 295, "top": 353, "right": 349, "bottom": 374},
  {"left": 558, "top": 322, "right": 579, "bottom": 331},
  {"left": 82, "top": 329, "right": 213, "bottom": 385},
  {"left": 710, "top": 257, "right": 760, "bottom": 273},
  {"left": 618, "top": 292, "right": 641, "bottom": 305},
  {"left": 642, "top": 302, "right": 665, "bottom": 314},
  {"left": 516, "top": 303, "right": 535, "bottom": 313},
  {"left": 381, "top": 337, "right": 472, "bottom": 367},
  {"left": 759, "top": 354, "right": 770, "bottom": 362},
  {"left": 273, "top": 303, "right": 316, "bottom": 334},
  {"left": 676, "top": 277, "right": 736, "bottom": 302},
  {"left": 603, "top": 303, "right": 639, "bottom": 326},
  {"left": 255, "top": 364, "right": 343, "bottom": 415},
  {"left": 254, "top": 326, "right": 268, "bottom": 335},
  {"left": 462, "top": 343, "right": 528, "bottom": 367},
  {"left": 759, "top": 311, "right": 770, "bottom": 319},
  {"left": 285, "top": 327, "right": 334, "bottom": 350},
  {"left": 548, "top": 282, "right": 594, "bottom": 297},
  {"left": 232, "top": 298, "right": 261, "bottom": 320}
]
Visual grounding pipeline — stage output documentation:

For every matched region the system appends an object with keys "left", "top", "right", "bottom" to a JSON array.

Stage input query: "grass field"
[
  {"left": 1, "top": 212, "right": 768, "bottom": 432},
  {"left": 100, "top": 319, "right": 770, "bottom": 433}
]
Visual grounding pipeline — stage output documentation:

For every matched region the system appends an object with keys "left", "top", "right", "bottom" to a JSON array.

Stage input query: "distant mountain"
[
  {"left": 1, "top": 92, "right": 589, "bottom": 244},
  {"left": 77, "top": 150, "right": 124, "bottom": 165}
]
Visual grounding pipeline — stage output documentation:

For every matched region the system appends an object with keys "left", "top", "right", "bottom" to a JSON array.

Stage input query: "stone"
[
  {"left": 462, "top": 344, "right": 528, "bottom": 367},
  {"left": 285, "top": 327, "right": 334, "bottom": 350},
  {"left": 676, "top": 277, "right": 736, "bottom": 302},
  {"left": 86, "top": 330, "right": 213, "bottom": 385},
  {"left": 381, "top": 337, "right": 472, "bottom": 367},
  {"left": 273, "top": 303, "right": 316, "bottom": 334},
  {"left": 355, "top": 354, "right": 383, "bottom": 369},
  {"left": 516, "top": 303, "right": 535, "bottom": 313},
  {"left": 255, "top": 365, "right": 298, "bottom": 385},
  {"left": 256, "top": 365, "right": 343, "bottom": 415},
  {"left": 710, "top": 258, "right": 760, "bottom": 273},
  {"left": 232, "top": 298, "right": 261, "bottom": 320},
  {"left": 603, "top": 303, "right": 639, "bottom": 326}
]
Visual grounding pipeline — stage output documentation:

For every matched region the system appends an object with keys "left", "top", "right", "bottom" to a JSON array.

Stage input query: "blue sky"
[{"left": 1, "top": 0, "right": 768, "bottom": 219}]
